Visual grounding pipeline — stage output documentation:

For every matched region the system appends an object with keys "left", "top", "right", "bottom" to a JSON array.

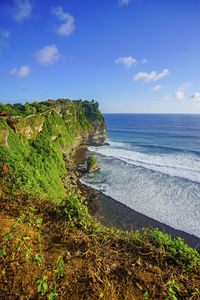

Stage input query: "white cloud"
[
  {"left": 134, "top": 69, "right": 169, "bottom": 82},
  {"left": 191, "top": 93, "right": 200, "bottom": 104},
  {"left": 115, "top": 56, "right": 136, "bottom": 68},
  {"left": 52, "top": 6, "right": 75, "bottom": 36},
  {"left": 160, "top": 87, "right": 186, "bottom": 102},
  {"left": 10, "top": 65, "right": 30, "bottom": 78},
  {"left": 14, "top": 0, "right": 32, "bottom": 22},
  {"left": 119, "top": 0, "right": 131, "bottom": 5},
  {"left": 152, "top": 85, "right": 161, "bottom": 92},
  {"left": 134, "top": 71, "right": 157, "bottom": 82},
  {"left": 34, "top": 44, "right": 60, "bottom": 65},
  {"left": 156, "top": 69, "right": 169, "bottom": 80},
  {"left": 142, "top": 59, "right": 147, "bottom": 64},
  {"left": 174, "top": 90, "right": 184, "bottom": 100}
]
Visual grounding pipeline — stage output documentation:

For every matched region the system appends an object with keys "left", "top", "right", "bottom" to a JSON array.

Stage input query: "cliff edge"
[
  {"left": 0, "top": 99, "right": 106, "bottom": 200},
  {"left": 0, "top": 99, "right": 200, "bottom": 299}
]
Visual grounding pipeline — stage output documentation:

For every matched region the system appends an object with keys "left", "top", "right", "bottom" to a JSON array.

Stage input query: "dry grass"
[{"left": 0, "top": 174, "right": 200, "bottom": 299}]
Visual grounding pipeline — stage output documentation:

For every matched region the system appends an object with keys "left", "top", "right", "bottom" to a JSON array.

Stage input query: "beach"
[{"left": 73, "top": 147, "right": 200, "bottom": 251}]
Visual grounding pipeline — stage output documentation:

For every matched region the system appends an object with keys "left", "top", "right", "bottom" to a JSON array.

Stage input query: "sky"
[{"left": 1, "top": 0, "right": 200, "bottom": 113}]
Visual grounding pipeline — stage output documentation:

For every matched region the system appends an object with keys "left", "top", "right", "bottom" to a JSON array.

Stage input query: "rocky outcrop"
[
  {"left": 0, "top": 130, "right": 9, "bottom": 147},
  {"left": 0, "top": 101, "right": 107, "bottom": 150},
  {"left": 6, "top": 114, "right": 45, "bottom": 140},
  {"left": 87, "top": 155, "right": 99, "bottom": 173},
  {"left": 68, "top": 120, "right": 107, "bottom": 155}
]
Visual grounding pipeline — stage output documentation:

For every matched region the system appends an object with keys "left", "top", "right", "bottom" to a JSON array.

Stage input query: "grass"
[
  {"left": 0, "top": 172, "right": 200, "bottom": 299},
  {"left": 0, "top": 100, "right": 200, "bottom": 299},
  {"left": 0, "top": 100, "right": 105, "bottom": 201}
]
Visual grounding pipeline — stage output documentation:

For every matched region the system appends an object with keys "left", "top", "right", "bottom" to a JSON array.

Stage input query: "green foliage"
[
  {"left": 0, "top": 249, "right": 6, "bottom": 256},
  {"left": 165, "top": 280, "right": 180, "bottom": 300},
  {"left": 142, "top": 228, "right": 200, "bottom": 270},
  {"left": 0, "top": 99, "right": 105, "bottom": 200},
  {"left": 48, "top": 287, "right": 59, "bottom": 300},
  {"left": 58, "top": 193, "right": 90, "bottom": 228},
  {"left": 0, "top": 99, "right": 105, "bottom": 121},
  {"left": 143, "top": 291, "right": 150, "bottom": 299},
  {"left": 32, "top": 254, "right": 42, "bottom": 265},
  {"left": 82, "top": 100, "right": 104, "bottom": 122},
  {"left": 54, "top": 255, "right": 65, "bottom": 278},
  {"left": 190, "top": 288, "right": 200, "bottom": 299},
  {"left": 87, "top": 155, "right": 96, "bottom": 168},
  {"left": 0, "top": 102, "right": 44, "bottom": 116},
  {"left": 0, "top": 103, "right": 20, "bottom": 116},
  {"left": 36, "top": 276, "right": 48, "bottom": 296}
]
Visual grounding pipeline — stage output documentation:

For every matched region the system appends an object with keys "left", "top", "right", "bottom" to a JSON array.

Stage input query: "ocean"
[{"left": 81, "top": 114, "right": 200, "bottom": 239}]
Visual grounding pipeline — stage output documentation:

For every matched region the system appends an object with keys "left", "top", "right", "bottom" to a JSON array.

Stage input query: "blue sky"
[{"left": 1, "top": 0, "right": 200, "bottom": 113}]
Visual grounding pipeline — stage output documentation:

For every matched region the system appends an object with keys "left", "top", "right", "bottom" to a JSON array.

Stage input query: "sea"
[{"left": 81, "top": 114, "right": 200, "bottom": 239}]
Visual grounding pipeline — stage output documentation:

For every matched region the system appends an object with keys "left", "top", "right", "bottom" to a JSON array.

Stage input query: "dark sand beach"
[{"left": 74, "top": 147, "right": 200, "bottom": 251}]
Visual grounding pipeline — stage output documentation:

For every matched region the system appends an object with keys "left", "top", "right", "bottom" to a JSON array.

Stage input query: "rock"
[{"left": 87, "top": 155, "right": 99, "bottom": 173}]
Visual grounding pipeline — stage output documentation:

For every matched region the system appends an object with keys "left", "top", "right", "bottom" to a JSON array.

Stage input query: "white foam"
[
  {"left": 88, "top": 144, "right": 200, "bottom": 183},
  {"left": 81, "top": 157, "right": 200, "bottom": 238},
  {"left": 83, "top": 143, "right": 200, "bottom": 238}
]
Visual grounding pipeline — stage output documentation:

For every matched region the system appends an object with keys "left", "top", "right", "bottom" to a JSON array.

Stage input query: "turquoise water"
[{"left": 81, "top": 114, "right": 200, "bottom": 238}]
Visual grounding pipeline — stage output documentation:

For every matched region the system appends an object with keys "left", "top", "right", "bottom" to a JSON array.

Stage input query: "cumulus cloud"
[
  {"left": 10, "top": 65, "right": 30, "bottom": 78},
  {"left": 156, "top": 69, "right": 169, "bottom": 80},
  {"left": 14, "top": 0, "right": 32, "bottom": 22},
  {"left": 115, "top": 56, "right": 136, "bottom": 68},
  {"left": 174, "top": 90, "right": 184, "bottom": 100},
  {"left": 191, "top": 93, "right": 200, "bottom": 104},
  {"left": 119, "top": 0, "right": 131, "bottom": 5},
  {"left": 152, "top": 85, "right": 161, "bottom": 92},
  {"left": 52, "top": 6, "right": 75, "bottom": 36},
  {"left": 134, "top": 69, "right": 169, "bottom": 82},
  {"left": 34, "top": 44, "right": 60, "bottom": 65},
  {"left": 160, "top": 87, "right": 186, "bottom": 102}
]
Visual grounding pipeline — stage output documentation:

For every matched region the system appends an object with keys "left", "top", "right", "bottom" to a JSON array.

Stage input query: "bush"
[
  {"left": 87, "top": 155, "right": 96, "bottom": 168},
  {"left": 142, "top": 228, "right": 200, "bottom": 270}
]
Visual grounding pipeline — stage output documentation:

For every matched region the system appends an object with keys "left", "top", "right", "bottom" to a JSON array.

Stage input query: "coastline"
[{"left": 72, "top": 147, "right": 200, "bottom": 251}]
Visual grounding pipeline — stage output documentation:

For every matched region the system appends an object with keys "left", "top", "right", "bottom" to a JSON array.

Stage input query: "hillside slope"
[
  {"left": 0, "top": 100, "right": 106, "bottom": 200},
  {"left": 0, "top": 99, "right": 200, "bottom": 299}
]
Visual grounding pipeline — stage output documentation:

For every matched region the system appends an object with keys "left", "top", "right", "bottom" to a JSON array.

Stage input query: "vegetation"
[
  {"left": 0, "top": 98, "right": 105, "bottom": 120},
  {"left": 87, "top": 155, "right": 98, "bottom": 172},
  {"left": 0, "top": 100, "right": 104, "bottom": 200},
  {"left": 0, "top": 99, "right": 200, "bottom": 299},
  {"left": 0, "top": 175, "right": 200, "bottom": 299},
  {"left": 87, "top": 155, "right": 96, "bottom": 167}
]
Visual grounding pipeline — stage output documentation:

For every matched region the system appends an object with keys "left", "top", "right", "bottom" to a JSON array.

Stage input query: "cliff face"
[
  {"left": 1, "top": 101, "right": 106, "bottom": 148},
  {"left": 0, "top": 100, "right": 106, "bottom": 200},
  {"left": 69, "top": 119, "right": 106, "bottom": 155}
]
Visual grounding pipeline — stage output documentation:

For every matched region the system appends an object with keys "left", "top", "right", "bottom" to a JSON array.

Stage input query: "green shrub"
[
  {"left": 142, "top": 228, "right": 200, "bottom": 270},
  {"left": 87, "top": 155, "right": 96, "bottom": 168},
  {"left": 58, "top": 193, "right": 90, "bottom": 228}
]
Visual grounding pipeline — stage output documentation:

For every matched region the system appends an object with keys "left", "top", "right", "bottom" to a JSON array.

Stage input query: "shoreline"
[{"left": 72, "top": 147, "right": 200, "bottom": 251}]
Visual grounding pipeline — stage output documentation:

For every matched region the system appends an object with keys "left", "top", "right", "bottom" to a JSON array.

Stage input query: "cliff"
[
  {"left": 0, "top": 100, "right": 106, "bottom": 200},
  {"left": 0, "top": 100, "right": 200, "bottom": 299}
]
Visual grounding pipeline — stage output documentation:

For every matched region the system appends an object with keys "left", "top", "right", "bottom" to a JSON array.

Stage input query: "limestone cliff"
[
  {"left": 0, "top": 101, "right": 106, "bottom": 150},
  {"left": 0, "top": 100, "right": 106, "bottom": 200}
]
